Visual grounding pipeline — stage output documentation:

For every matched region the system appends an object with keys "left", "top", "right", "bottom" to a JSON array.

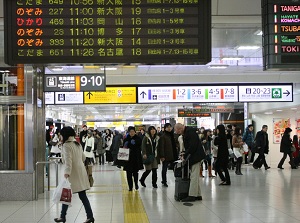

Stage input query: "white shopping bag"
[
  {"left": 117, "top": 148, "right": 130, "bottom": 161},
  {"left": 243, "top": 144, "right": 249, "bottom": 153},
  {"left": 52, "top": 178, "right": 72, "bottom": 206}
]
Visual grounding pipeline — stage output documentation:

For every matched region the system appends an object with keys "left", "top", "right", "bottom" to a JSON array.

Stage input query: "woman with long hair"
[
  {"left": 232, "top": 127, "right": 244, "bottom": 175},
  {"left": 140, "top": 126, "right": 160, "bottom": 188},
  {"left": 200, "top": 129, "right": 214, "bottom": 177},
  {"left": 214, "top": 125, "right": 231, "bottom": 185},
  {"left": 54, "top": 126, "right": 94, "bottom": 223}
]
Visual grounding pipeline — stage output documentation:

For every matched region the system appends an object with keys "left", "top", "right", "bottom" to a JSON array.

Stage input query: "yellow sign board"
[{"left": 84, "top": 87, "right": 136, "bottom": 104}]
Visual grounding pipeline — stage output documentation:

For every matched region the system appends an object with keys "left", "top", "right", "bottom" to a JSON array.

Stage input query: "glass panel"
[
  {"left": 0, "top": 67, "right": 18, "bottom": 96},
  {"left": 0, "top": 104, "right": 23, "bottom": 170}
]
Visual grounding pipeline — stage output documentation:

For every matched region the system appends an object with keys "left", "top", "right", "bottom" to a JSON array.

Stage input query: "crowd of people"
[{"left": 48, "top": 123, "right": 300, "bottom": 221}]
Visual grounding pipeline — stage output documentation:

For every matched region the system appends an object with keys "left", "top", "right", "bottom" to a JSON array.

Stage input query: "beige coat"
[{"left": 61, "top": 137, "right": 90, "bottom": 193}]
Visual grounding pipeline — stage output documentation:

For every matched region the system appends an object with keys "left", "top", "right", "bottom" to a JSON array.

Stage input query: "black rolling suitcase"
[{"left": 174, "top": 157, "right": 190, "bottom": 201}]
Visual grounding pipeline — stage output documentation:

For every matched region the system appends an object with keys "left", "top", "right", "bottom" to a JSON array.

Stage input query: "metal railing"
[{"left": 35, "top": 159, "right": 59, "bottom": 200}]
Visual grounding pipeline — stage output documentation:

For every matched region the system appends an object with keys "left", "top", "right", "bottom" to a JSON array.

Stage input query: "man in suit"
[{"left": 253, "top": 125, "right": 271, "bottom": 170}]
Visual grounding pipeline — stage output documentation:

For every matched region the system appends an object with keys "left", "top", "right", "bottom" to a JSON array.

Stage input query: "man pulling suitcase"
[
  {"left": 253, "top": 125, "right": 271, "bottom": 170},
  {"left": 174, "top": 123, "right": 206, "bottom": 202}
]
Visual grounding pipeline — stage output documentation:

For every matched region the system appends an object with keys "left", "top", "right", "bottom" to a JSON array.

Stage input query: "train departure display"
[
  {"left": 262, "top": 0, "right": 300, "bottom": 69},
  {"left": 4, "top": 0, "right": 211, "bottom": 65}
]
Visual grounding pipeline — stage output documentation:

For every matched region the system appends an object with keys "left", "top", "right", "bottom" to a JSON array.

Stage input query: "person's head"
[
  {"left": 293, "top": 135, "right": 298, "bottom": 144},
  {"left": 87, "top": 131, "right": 93, "bottom": 137},
  {"left": 234, "top": 127, "right": 241, "bottom": 136},
  {"left": 200, "top": 127, "right": 205, "bottom": 133},
  {"left": 284, "top": 127, "right": 292, "bottom": 135},
  {"left": 227, "top": 125, "right": 232, "bottom": 130},
  {"left": 248, "top": 124, "right": 254, "bottom": 132},
  {"left": 140, "top": 129, "right": 145, "bottom": 134},
  {"left": 262, "top": 125, "right": 268, "bottom": 132},
  {"left": 216, "top": 124, "right": 226, "bottom": 136},
  {"left": 232, "top": 124, "right": 237, "bottom": 131},
  {"left": 60, "top": 126, "right": 76, "bottom": 143},
  {"left": 82, "top": 125, "right": 87, "bottom": 131},
  {"left": 157, "top": 127, "right": 161, "bottom": 132},
  {"left": 128, "top": 126, "right": 136, "bottom": 137},
  {"left": 203, "top": 129, "right": 212, "bottom": 138},
  {"left": 174, "top": 123, "right": 185, "bottom": 135},
  {"left": 105, "top": 129, "right": 111, "bottom": 134},
  {"left": 161, "top": 127, "right": 164, "bottom": 132},
  {"left": 164, "top": 123, "right": 172, "bottom": 132},
  {"left": 148, "top": 126, "right": 157, "bottom": 137}
]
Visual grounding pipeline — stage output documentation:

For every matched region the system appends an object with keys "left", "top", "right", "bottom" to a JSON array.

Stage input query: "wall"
[{"left": 252, "top": 112, "right": 299, "bottom": 167}]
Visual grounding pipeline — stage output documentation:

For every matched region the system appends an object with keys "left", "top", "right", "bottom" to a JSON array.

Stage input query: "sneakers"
[{"left": 181, "top": 196, "right": 196, "bottom": 202}]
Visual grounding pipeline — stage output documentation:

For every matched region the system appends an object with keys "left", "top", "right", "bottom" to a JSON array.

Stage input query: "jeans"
[
  {"left": 161, "top": 160, "right": 169, "bottom": 184},
  {"left": 61, "top": 190, "right": 93, "bottom": 219}
]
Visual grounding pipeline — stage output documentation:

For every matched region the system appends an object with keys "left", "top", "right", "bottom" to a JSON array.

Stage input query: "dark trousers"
[
  {"left": 249, "top": 151, "right": 256, "bottom": 163},
  {"left": 215, "top": 159, "right": 231, "bottom": 184},
  {"left": 126, "top": 171, "right": 139, "bottom": 190},
  {"left": 99, "top": 154, "right": 105, "bottom": 164},
  {"left": 61, "top": 190, "right": 93, "bottom": 219},
  {"left": 278, "top": 152, "right": 295, "bottom": 168},
  {"left": 161, "top": 160, "right": 169, "bottom": 184},
  {"left": 253, "top": 149, "right": 268, "bottom": 168},
  {"left": 112, "top": 154, "right": 118, "bottom": 164},
  {"left": 140, "top": 168, "right": 157, "bottom": 185}
]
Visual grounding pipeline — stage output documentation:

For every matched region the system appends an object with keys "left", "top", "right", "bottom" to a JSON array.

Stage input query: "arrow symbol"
[
  {"left": 283, "top": 90, "right": 290, "bottom": 97},
  {"left": 140, "top": 91, "right": 146, "bottom": 99},
  {"left": 86, "top": 92, "right": 93, "bottom": 99}
]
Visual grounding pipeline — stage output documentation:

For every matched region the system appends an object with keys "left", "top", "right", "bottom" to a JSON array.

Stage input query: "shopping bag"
[
  {"left": 52, "top": 179, "right": 72, "bottom": 206},
  {"left": 117, "top": 148, "right": 130, "bottom": 161},
  {"left": 243, "top": 144, "right": 249, "bottom": 153}
]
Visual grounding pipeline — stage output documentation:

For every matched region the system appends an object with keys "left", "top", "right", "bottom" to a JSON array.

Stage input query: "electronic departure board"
[
  {"left": 4, "top": 0, "right": 211, "bottom": 65},
  {"left": 262, "top": 0, "right": 300, "bottom": 70}
]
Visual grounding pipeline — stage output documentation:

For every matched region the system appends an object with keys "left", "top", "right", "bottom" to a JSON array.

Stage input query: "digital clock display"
[
  {"left": 4, "top": 0, "right": 211, "bottom": 65},
  {"left": 262, "top": 0, "right": 300, "bottom": 69}
]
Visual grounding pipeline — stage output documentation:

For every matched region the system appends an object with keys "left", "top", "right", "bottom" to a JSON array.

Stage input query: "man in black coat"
[
  {"left": 174, "top": 123, "right": 206, "bottom": 202},
  {"left": 253, "top": 125, "right": 271, "bottom": 170},
  {"left": 79, "top": 125, "right": 88, "bottom": 150}
]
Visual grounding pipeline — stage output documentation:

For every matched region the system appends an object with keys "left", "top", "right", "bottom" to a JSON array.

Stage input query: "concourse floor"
[{"left": 0, "top": 163, "right": 300, "bottom": 223}]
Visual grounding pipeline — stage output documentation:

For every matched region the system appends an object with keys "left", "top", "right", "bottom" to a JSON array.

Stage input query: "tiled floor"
[{"left": 0, "top": 162, "right": 300, "bottom": 223}]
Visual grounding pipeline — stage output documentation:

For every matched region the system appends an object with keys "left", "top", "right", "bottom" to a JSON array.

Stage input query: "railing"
[{"left": 35, "top": 159, "right": 59, "bottom": 200}]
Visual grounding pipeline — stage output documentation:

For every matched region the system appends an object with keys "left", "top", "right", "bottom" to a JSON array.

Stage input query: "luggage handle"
[{"left": 181, "top": 154, "right": 190, "bottom": 179}]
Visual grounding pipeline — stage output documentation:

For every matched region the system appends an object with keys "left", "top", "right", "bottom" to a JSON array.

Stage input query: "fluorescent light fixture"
[
  {"left": 276, "top": 110, "right": 283, "bottom": 112},
  {"left": 291, "top": 108, "right": 298, "bottom": 110},
  {"left": 236, "top": 46, "right": 260, "bottom": 50},
  {"left": 264, "top": 111, "right": 273, "bottom": 115},
  {"left": 100, "top": 67, "right": 117, "bottom": 71},
  {"left": 208, "top": 65, "right": 229, "bottom": 69},
  {"left": 84, "top": 65, "right": 100, "bottom": 69},
  {"left": 221, "top": 56, "right": 244, "bottom": 61},
  {"left": 51, "top": 66, "right": 64, "bottom": 71}
]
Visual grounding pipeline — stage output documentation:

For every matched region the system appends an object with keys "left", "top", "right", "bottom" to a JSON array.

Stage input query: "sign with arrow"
[{"left": 239, "top": 84, "right": 293, "bottom": 102}]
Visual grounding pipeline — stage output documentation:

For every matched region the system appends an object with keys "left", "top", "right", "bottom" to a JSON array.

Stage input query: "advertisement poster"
[
  {"left": 296, "top": 119, "right": 300, "bottom": 139},
  {"left": 273, "top": 118, "right": 291, "bottom": 143}
]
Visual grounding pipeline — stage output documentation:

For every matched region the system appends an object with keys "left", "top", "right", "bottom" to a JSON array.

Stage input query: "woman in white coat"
[
  {"left": 54, "top": 126, "right": 94, "bottom": 223},
  {"left": 83, "top": 131, "right": 95, "bottom": 165}
]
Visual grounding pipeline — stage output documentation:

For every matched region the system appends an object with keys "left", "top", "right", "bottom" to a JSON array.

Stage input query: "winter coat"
[
  {"left": 214, "top": 134, "right": 229, "bottom": 162},
  {"left": 83, "top": 136, "right": 95, "bottom": 158},
  {"left": 183, "top": 126, "right": 206, "bottom": 166},
  {"left": 280, "top": 133, "right": 293, "bottom": 154},
  {"left": 157, "top": 132, "right": 175, "bottom": 162},
  {"left": 110, "top": 132, "right": 123, "bottom": 155},
  {"left": 232, "top": 135, "right": 243, "bottom": 149},
  {"left": 201, "top": 135, "right": 212, "bottom": 155},
  {"left": 95, "top": 136, "right": 105, "bottom": 155},
  {"left": 255, "top": 130, "right": 269, "bottom": 154},
  {"left": 242, "top": 128, "right": 255, "bottom": 148},
  {"left": 61, "top": 137, "right": 90, "bottom": 193},
  {"left": 122, "top": 134, "right": 144, "bottom": 172},
  {"left": 50, "top": 134, "right": 61, "bottom": 154},
  {"left": 141, "top": 133, "right": 160, "bottom": 170}
]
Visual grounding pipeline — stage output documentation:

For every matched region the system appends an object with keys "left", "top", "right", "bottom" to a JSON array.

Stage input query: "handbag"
[
  {"left": 52, "top": 179, "right": 72, "bottom": 206},
  {"left": 117, "top": 148, "right": 130, "bottom": 161},
  {"left": 49, "top": 139, "right": 58, "bottom": 146},
  {"left": 86, "top": 146, "right": 92, "bottom": 152},
  {"left": 243, "top": 144, "right": 249, "bottom": 153},
  {"left": 143, "top": 154, "right": 155, "bottom": 165}
]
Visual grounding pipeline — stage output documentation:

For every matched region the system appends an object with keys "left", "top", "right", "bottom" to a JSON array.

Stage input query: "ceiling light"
[
  {"left": 100, "top": 67, "right": 117, "bottom": 71},
  {"left": 221, "top": 56, "right": 244, "bottom": 61},
  {"left": 84, "top": 65, "right": 100, "bottom": 69},
  {"left": 51, "top": 67, "right": 64, "bottom": 71},
  {"left": 276, "top": 110, "right": 283, "bottom": 112},
  {"left": 264, "top": 112, "right": 273, "bottom": 115},
  {"left": 208, "top": 65, "right": 229, "bottom": 69},
  {"left": 236, "top": 46, "right": 260, "bottom": 50},
  {"left": 291, "top": 108, "right": 298, "bottom": 110}
]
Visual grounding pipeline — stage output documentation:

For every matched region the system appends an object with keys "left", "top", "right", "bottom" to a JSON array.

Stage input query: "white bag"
[
  {"left": 243, "top": 144, "right": 249, "bottom": 153},
  {"left": 117, "top": 148, "right": 130, "bottom": 161},
  {"left": 52, "top": 178, "right": 72, "bottom": 206}
]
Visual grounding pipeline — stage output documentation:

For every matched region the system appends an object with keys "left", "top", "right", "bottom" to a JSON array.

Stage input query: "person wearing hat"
[
  {"left": 157, "top": 123, "right": 176, "bottom": 187},
  {"left": 278, "top": 127, "right": 297, "bottom": 169}
]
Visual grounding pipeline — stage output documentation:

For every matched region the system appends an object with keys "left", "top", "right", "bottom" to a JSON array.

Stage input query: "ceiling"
[{"left": 0, "top": 0, "right": 298, "bottom": 123}]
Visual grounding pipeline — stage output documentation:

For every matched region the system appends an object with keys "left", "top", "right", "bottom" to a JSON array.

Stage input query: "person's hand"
[
  {"left": 203, "top": 140, "right": 207, "bottom": 143},
  {"left": 143, "top": 155, "right": 147, "bottom": 159},
  {"left": 240, "top": 142, "right": 244, "bottom": 146},
  {"left": 160, "top": 158, "right": 165, "bottom": 162},
  {"left": 64, "top": 174, "right": 69, "bottom": 179}
]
